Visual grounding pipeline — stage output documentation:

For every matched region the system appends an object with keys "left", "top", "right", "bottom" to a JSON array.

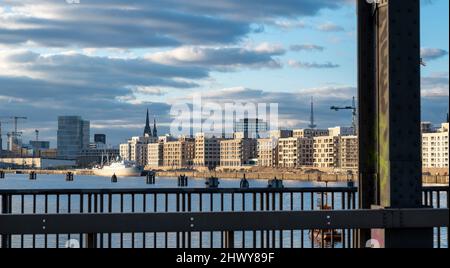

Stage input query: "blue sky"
[{"left": 0, "top": 0, "right": 448, "bottom": 146}]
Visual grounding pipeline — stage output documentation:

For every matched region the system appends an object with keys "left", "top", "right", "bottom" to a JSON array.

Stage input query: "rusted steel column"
[
  {"left": 360, "top": 0, "right": 433, "bottom": 248},
  {"left": 357, "top": 0, "right": 378, "bottom": 248}
]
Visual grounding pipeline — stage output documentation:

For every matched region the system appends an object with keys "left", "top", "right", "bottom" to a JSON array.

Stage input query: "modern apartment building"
[
  {"left": 422, "top": 123, "right": 449, "bottom": 168},
  {"left": 257, "top": 138, "right": 279, "bottom": 167},
  {"left": 277, "top": 137, "right": 313, "bottom": 168},
  {"left": 313, "top": 136, "right": 340, "bottom": 168},
  {"left": 193, "top": 133, "right": 221, "bottom": 168},
  {"left": 328, "top": 126, "right": 355, "bottom": 137},
  {"left": 57, "top": 116, "right": 90, "bottom": 160},
  {"left": 268, "top": 130, "right": 293, "bottom": 139},
  {"left": 220, "top": 136, "right": 257, "bottom": 168},
  {"left": 293, "top": 129, "right": 329, "bottom": 138},
  {"left": 338, "top": 135, "right": 358, "bottom": 170},
  {"left": 147, "top": 142, "right": 164, "bottom": 168},
  {"left": 119, "top": 136, "right": 156, "bottom": 166},
  {"left": 163, "top": 137, "right": 195, "bottom": 168},
  {"left": 234, "top": 118, "right": 268, "bottom": 139}
]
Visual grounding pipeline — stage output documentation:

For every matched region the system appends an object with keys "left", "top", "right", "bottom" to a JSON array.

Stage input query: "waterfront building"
[
  {"left": 219, "top": 135, "right": 257, "bottom": 168},
  {"left": 163, "top": 136, "right": 195, "bottom": 168},
  {"left": 119, "top": 136, "right": 156, "bottom": 167},
  {"left": 268, "top": 130, "right": 293, "bottom": 139},
  {"left": 293, "top": 129, "right": 329, "bottom": 138},
  {"left": 313, "top": 136, "right": 340, "bottom": 168},
  {"left": 421, "top": 122, "right": 434, "bottom": 133},
  {"left": 234, "top": 118, "right": 268, "bottom": 139},
  {"left": 328, "top": 126, "right": 355, "bottom": 137},
  {"left": 147, "top": 142, "right": 164, "bottom": 168},
  {"left": 57, "top": 116, "right": 90, "bottom": 160},
  {"left": 0, "top": 157, "right": 76, "bottom": 169},
  {"left": 422, "top": 122, "right": 449, "bottom": 168},
  {"left": 193, "top": 133, "right": 221, "bottom": 169},
  {"left": 77, "top": 147, "right": 120, "bottom": 167},
  {"left": 257, "top": 138, "right": 279, "bottom": 167},
  {"left": 338, "top": 135, "right": 359, "bottom": 170},
  {"left": 278, "top": 137, "right": 313, "bottom": 168},
  {"left": 119, "top": 112, "right": 160, "bottom": 167}
]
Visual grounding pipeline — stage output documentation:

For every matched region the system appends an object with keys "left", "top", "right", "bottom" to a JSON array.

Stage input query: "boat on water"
[
  {"left": 92, "top": 159, "right": 143, "bottom": 177},
  {"left": 310, "top": 194, "right": 343, "bottom": 244}
]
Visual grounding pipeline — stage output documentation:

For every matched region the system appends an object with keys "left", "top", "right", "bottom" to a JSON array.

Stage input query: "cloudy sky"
[{"left": 0, "top": 0, "right": 448, "bottom": 147}]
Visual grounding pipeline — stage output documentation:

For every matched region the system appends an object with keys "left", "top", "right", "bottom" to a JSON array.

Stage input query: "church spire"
[
  {"left": 152, "top": 117, "right": 158, "bottom": 137},
  {"left": 143, "top": 109, "right": 152, "bottom": 137}
]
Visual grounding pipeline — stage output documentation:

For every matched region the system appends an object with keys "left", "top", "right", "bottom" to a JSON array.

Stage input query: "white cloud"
[
  {"left": 288, "top": 59, "right": 340, "bottom": 69},
  {"left": 317, "top": 22, "right": 344, "bottom": 32},
  {"left": 145, "top": 44, "right": 285, "bottom": 69},
  {"left": 421, "top": 72, "right": 449, "bottom": 97},
  {"left": 421, "top": 48, "right": 448, "bottom": 61}
]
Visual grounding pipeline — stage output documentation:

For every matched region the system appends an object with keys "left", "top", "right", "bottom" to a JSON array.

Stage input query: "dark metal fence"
[{"left": 0, "top": 186, "right": 448, "bottom": 248}]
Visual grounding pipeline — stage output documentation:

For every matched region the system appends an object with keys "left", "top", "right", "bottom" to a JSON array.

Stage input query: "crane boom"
[{"left": 330, "top": 97, "right": 357, "bottom": 134}]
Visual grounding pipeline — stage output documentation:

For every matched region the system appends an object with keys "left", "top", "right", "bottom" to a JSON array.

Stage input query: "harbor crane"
[
  {"left": 0, "top": 120, "right": 12, "bottom": 151},
  {"left": 330, "top": 96, "right": 357, "bottom": 133},
  {"left": 0, "top": 116, "right": 27, "bottom": 151}
]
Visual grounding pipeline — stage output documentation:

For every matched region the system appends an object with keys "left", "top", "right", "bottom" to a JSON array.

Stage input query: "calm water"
[
  {"left": 0, "top": 173, "right": 344, "bottom": 189},
  {"left": 0, "top": 174, "right": 447, "bottom": 248}
]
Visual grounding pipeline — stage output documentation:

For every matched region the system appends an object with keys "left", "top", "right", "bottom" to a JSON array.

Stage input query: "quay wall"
[
  {"left": 1, "top": 169, "right": 448, "bottom": 184},
  {"left": 155, "top": 170, "right": 449, "bottom": 184}
]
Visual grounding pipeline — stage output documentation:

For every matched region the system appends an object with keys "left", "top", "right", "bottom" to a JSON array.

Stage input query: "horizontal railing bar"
[
  {"left": 422, "top": 186, "right": 449, "bottom": 191},
  {"left": 0, "top": 209, "right": 447, "bottom": 234},
  {"left": 0, "top": 187, "right": 358, "bottom": 195}
]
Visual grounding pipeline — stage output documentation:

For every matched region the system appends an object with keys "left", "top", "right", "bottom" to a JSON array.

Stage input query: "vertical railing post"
[
  {"left": 224, "top": 231, "right": 234, "bottom": 249},
  {"left": 1, "top": 194, "right": 12, "bottom": 248},
  {"left": 85, "top": 233, "right": 97, "bottom": 248}
]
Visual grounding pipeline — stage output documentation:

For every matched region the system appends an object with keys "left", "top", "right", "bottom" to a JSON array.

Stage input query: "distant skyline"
[{"left": 0, "top": 0, "right": 448, "bottom": 146}]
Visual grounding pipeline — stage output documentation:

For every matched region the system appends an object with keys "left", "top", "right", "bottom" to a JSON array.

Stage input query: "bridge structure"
[{"left": 0, "top": 0, "right": 449, "bottom": 248}]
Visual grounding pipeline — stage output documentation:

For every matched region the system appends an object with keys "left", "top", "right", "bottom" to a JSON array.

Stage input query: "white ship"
[{"left": 92, "top": 158, "right": 143, "bottom": 177}]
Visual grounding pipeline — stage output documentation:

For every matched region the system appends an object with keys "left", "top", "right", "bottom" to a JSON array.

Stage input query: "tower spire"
[
  {"left": 152, "top": 117, "right": 158, "bottom": 137},
  {"left": 143, "top": 109, "right": 152, "bottom": 137},
  {"left": 309, "top": 97, "right": 317, "bottom": 129}
]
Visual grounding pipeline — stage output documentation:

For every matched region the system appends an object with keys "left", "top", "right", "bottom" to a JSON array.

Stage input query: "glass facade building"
[
  {"left": 234, "top": 118, "right": 268, "bottom": 139},
  {"left": 57, "top": 116, "right": 90, "bottom": 160}
]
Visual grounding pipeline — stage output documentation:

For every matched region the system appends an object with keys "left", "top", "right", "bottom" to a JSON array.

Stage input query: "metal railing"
[{"left": 0, "top": 186, "right": 448, "bottom": 248}]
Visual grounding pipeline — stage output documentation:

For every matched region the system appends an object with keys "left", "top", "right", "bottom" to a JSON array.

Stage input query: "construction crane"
[
  {"left": 0, "top": 121, "right": 11, "bottom": 151},
  {"left": 330, "top": 97, "right": 357, "bottom": 133},
  {"left": 0, "top": 116, "right": 27, "bottom": 151}
]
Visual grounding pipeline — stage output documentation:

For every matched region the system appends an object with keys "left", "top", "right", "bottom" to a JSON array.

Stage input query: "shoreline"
[{"left": 1, "top": 168, "right": 448, "bottom": 185}]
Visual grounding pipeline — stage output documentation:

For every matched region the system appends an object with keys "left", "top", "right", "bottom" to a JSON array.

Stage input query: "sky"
[{"left": 0, "top": 0, "right": 448, "bottom": 147}]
